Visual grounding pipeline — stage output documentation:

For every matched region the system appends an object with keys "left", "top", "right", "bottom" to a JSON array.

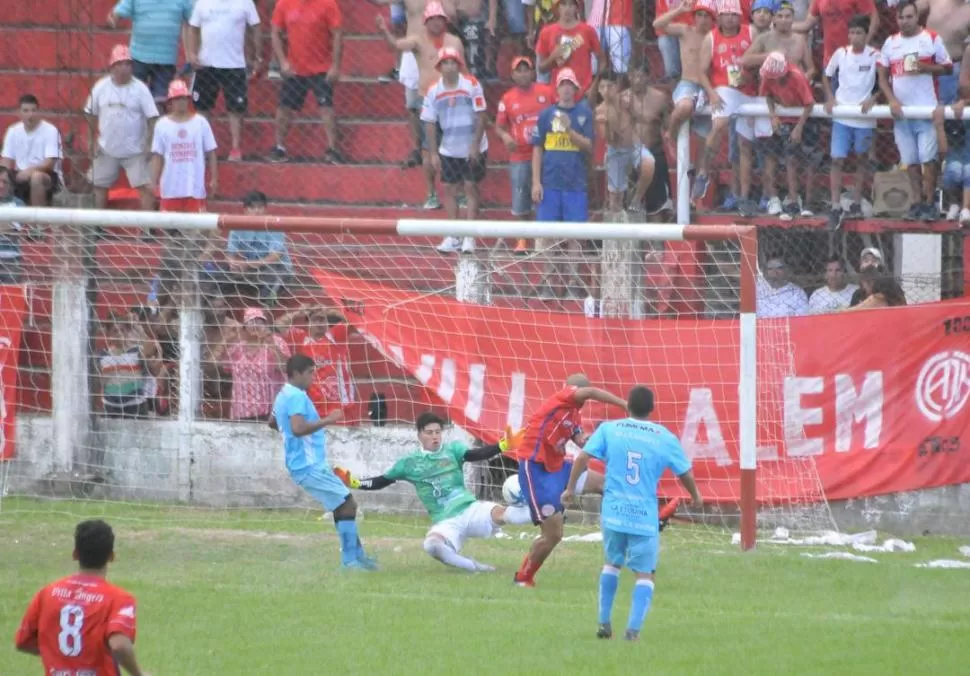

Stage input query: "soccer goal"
[{"left": 0, "top": 207, "right": 838, "bottom": 549}]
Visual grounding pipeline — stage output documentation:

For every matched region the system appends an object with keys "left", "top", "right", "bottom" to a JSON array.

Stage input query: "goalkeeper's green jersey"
[{"left": 384, "top": 441, "right": 476, "bottom": 523}]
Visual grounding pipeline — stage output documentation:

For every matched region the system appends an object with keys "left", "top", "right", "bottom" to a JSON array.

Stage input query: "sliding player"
[
  {"left": 15, "top": 520, "right": 147, "bottom": 675},
  {"left": 273, "top": 354, "right": 377, "bottom": 570},
  {"left": 335, "top": 412, "right": 532, "bottom": 572},
  {"left": 562, "top": 386, "right": 703, "bottom": 641},
  {"left": 513, "top": 374, "right": 629, "bottom": 587}
]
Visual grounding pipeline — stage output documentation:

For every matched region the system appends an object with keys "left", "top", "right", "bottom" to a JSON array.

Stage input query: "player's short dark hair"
[
  {"left": 75, "top": 520, "right": 115, "bottom": 569},
  {"left": 19, "top": 94, "right": 39, "bottom": 107},
  {"left": 896, "top": 0, "right": 918, "bottom": 16},
  {"left": 627, "top": 386, "right": 655, "bottom": 418},
  {"left": 286, "top": 354, "right": 315, "bottom": 377},
  {"left": 824, "top": 255, "right": 845, "bottom": 271},
  {"left": 848, "top": 14, "right": 871, "bottom": 32},
  {"left": 416, "top": 411, "right": 446, "bottom": 431},
  {"left": 243, "top": 190, "right": 268, "bottom": 208}
]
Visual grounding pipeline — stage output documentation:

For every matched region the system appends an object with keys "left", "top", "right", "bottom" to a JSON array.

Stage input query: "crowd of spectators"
[{"left": 2, "top": 0, "right": 967, "bottom": 420}]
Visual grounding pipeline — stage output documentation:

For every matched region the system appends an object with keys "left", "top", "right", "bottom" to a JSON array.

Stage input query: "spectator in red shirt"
[
  {"left": 535, "top": 0, "right": 603, "bottom": 95},
  {"left": 794, "top": 0, "right": 879, "bottom": 65},
  {"left": 759, "top": 52, "right": 816, "bottom": 220},
  {"left": 495, "top": 56, "right": 556, "bottom": 253},
  {"left": 268, "top": 0, "right": 345, "bottom": 164}
]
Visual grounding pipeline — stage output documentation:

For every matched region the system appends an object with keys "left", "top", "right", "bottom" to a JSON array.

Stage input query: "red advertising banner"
[
  {"left": 314, "top": 269, "right": 970, "bottom": 504},
  {"left": 0, "top": 286, "right": 26, "bottom": 460}
]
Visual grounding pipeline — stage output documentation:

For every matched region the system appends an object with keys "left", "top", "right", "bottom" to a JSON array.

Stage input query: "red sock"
[{"left": 517, "top": 554, "right": 542, "bottom": 581}]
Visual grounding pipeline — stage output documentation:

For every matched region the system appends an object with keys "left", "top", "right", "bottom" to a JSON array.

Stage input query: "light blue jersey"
[
  {"left": 274, "top": 383, "right": 327, "bottom": 478},
  {"left": 113, "top": 0, "right": 193, "bottom": 65},
  {"left": 584, "top": 418, "right": 691, "bottom": 536}
]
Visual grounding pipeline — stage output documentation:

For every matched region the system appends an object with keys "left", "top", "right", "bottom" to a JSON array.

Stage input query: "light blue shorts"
[
  {"left": 894, "top": 118, "right": 938, "bottom": 165},
  {"left": 943, "top": 123, "right": 970, "bottom": 188},
  {"left": 831, "top": 121, "right": 873, "bottom": 159},
  {"left": 603, "top": 528, "right": 659, "bottom": 574},
  {"left": 673, "top": 79, "right": 702, "bottom": 105},
  {"left": 390, "top": 2, "right": 406, "bottom": 25},
  {"left": 605, "top": 145, "right": 654, "bottom": 193},
  {"left": 501, "top": 0, "right": 527, "bottom": 35},
  {"left": 508, "top": 160, "right": 532, "bottom": 216},
  {"left": 295, "top": 467, "right": 350, "bottom": 511}
]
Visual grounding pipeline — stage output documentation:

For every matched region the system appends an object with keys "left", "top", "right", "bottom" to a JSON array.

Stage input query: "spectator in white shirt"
[
  {"left": 0, "top": 168, "right": 25, "bottom": 284},
  {"left": 808, "top": 256, "right": 859, "bottom": 313},
  {"left": 186, "top": 0, "right": 262, "bottom": 162},
  {"left": 877, "top": 1, "right": 952, "bottom": 222},
  {"left": 84, "top": 45, "right": 160, "bottom": 211},
  {"left": 150, "top": 79, "right": 219, "bottom": 213},
  {"left": 0, "top": 94, "right": 63, "bottom": 207},
  {"left": 757, "top": 256, "right": 809, "bottom": 317}
]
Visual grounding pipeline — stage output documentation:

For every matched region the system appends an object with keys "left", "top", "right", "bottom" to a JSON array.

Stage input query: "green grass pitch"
[{"left": 2, "top": 500, "right": 969, "bottom": 675}]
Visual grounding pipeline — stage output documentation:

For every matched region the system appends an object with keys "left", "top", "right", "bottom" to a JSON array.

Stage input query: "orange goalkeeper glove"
[
  {"left": 499, "top": 425, "right": 525, "bottom": 454},
  {"left": 333, "top": 466, "right": 360, "bottom": 489}
]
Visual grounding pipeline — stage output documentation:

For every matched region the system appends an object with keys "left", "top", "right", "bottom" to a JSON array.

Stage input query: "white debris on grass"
[
  {"left": 493, "top": 531, "right": 512, "bottom": 540},
  {"left": 852, "top": 538, "right": 916, "bottom": 553},
  {"left": 562, "top": 532, "right": 603, "bottom": 543},
  {"left": 959, "top": 546, "right": 970, "bottom": 558},
  {"left": 732, "top": 528, "right": 915, "bottom": 553},
  {"left": 915, "top": 560, "right": 970, "bottom": 569},
  {"left": 800, "top": 552, "right": 878, "bottom": 563}
]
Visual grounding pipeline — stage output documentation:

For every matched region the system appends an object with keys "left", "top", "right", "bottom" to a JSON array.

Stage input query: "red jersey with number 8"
[{"left": 15, "top": 574, "right": 137, "bottom": 676}]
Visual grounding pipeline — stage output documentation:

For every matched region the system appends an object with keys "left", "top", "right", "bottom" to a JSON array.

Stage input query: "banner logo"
[{"left": 915, "top": 350, "right": 970, "bottom": 422}]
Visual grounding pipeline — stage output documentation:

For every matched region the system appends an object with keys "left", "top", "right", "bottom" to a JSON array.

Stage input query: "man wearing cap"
[
  {"left": 532, "top": 67, "right": 594, "bottom": 298},
  {"left": 496, "top": 56, "right": 555, "bottom": 252},
  {"left": 108, "top": 0, "right": 194, "bottom": 105},
  {"left": 653, "top": 0, "right": 717, "bottom": 143},
  {"left": 758, "top": 51, "right": 816, "bottom": 220},
  {"left": 150, "top": 79, "right": 219, "bottom": 213},
  {"left": 84, "top": 45, "right": 159, "bottom": 212},
  {"left": 186, "top": 0, "right": 262, "bottom": 162},
  {"left": 422, "top": 48, "right": 488, "bottom": 254},
  {"left": 535, "top": 0, "right": 603, "bottom": 95},
  {"left": 376, "top": 2, "right": 463, "bottom": 210},
  {"left": 269, "top": 0, "right": 345, "bottom": 164}
]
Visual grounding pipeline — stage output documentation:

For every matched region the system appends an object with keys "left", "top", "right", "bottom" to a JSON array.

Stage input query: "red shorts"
[{"left": 160, "top": 197, "right": 206, "bottom": 212}]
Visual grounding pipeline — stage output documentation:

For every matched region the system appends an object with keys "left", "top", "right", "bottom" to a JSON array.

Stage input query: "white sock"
[
  {"left": 501, "top": 505, "right": 532, "bottom": 525},
  {"left": 423, "top": 537, "right": 480, "bottom": 572}
]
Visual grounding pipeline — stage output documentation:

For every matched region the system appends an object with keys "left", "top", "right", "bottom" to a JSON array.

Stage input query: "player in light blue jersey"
[
  {"left": 273, "top": 354, "right": 377, "bottom": 571},
  {"left": 562, "top": 386, "right": 702, "bottom": 641}
]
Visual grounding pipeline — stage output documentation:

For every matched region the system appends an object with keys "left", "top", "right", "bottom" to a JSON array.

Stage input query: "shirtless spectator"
[
  {"left": 108, "top": 0, "right": 194, "bottom": 105},
  {"left": 598, "top": 73, "right": 654, "bottom": 215},
  {"left": 424, "top": 47, "right": 488, "bottom": 254},
  {"left": 84, "top": 46, "right": 159, "bottom": 212},
  {"left": 535, "top": 0, "right": 603, "bottom": 96},
  {"left": 587, "top": 0, "right": 635, "bottom": 75},
  {"left": 758, "top": 52, "right": 816, "bottom": 220},
  {"left": 495, "top": 56, "right": 555, "bottom": 252},
  {"left": 749, "top": 0, "right": 773, "bottom": 36},
  {"left": 150, "top": 79, "right": 219, "bottom": 213},
  {"left": 822, "top": 15, "right": 879, "bottom": 228},
  {"left": 654, "top": 0, "right": 694, "bottom": 81},
  {"left": 743, "top": 1, "right": 815, "bottom": 80},
  {"left": 809, "top": 256, "right": 859, "bottom": 313},
  {"left": 629, "top": 65, "right": 674, "bottom": 216},
  {"left": 653, "top": 0, "right": 716, "bottom": 142},
  {"left": 455, "top": 0, "right": 497, "bottom": 79},
  {"left": 693, "top": 0, "right": 769, "bottom": 206},
  {"left": 1, "top": 95, "right": 63, "bottom": 208},
  {"left": 878, "top": 0, "right": 951, "bottom": 222},
  {"left": 793, "top": 0, "right": 878, "bottom": 68},
  {"left": 186, "top": 0, "right": 261, "bottom": 162},
  {"left": 269, "top": 0, "right": 345, "bottom": 164},
  {"left": 376, "top": 1, "right": 463, "bottom": 210}
]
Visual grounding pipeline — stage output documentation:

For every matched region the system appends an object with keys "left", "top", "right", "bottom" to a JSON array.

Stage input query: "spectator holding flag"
[{"left": 150, "top": 79, "right": 218, "bottom": 213}]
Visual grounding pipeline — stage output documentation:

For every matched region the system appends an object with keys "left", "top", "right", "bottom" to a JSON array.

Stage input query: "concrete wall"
[{"left": 6, "top": 416, "right": 970, "bottom": 536}]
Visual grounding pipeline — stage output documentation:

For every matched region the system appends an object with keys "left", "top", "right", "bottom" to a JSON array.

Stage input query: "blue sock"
[
  {"left": 334, "top": 520, "right": 359, "bottom": 565},
  {"left": 627, "top": 579, "right": 655, "bottom": 633},
  {"left": 598, "top": 566, "right": 620, "bottom": 625}
]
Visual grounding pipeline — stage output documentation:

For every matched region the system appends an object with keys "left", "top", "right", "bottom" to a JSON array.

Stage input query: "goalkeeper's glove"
[
  {"left": 334, "top": 466, "right": 360, "bottom": 489},
  {"left": 499, "top": 425, "right": 525, "bottom": 454},
  {"left": 658, "top": 497, "right": 681, "bottom": 533}
]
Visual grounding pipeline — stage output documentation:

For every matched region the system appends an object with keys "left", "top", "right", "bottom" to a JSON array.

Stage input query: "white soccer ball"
[{"left": 502, "top": 475, "right": 524, "bottom": 506}]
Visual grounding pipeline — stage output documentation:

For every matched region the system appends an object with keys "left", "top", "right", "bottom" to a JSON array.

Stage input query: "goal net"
[{"left": 0, "top": 209, "right": 838, "bottom": 547}]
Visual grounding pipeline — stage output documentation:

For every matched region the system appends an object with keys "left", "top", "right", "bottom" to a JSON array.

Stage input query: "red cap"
[
  {"left": 109, "top": 44, "right": 132, "bottom": 67},
  {"left": 760, "top": 51, "right": 789, "bottom": 79},
  {"left": 435, "top": 46, "right": 465, "bottom": 69},
  {"left": 166, "top": 78, "right": 191, "bottom": 101},
  {"left": 423, "top": 1, "right": 449, "bottom": 22},
  {"left": 511, "top": 56, "right": 534, "bottom": 70},
  {"left": 694, "top": 0, "right": 718, "bottom": 15},
  {"left": 556, "top": 68, "right": 580, "bottom": 88}
]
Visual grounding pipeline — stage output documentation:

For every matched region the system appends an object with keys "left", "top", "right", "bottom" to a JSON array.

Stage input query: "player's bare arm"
[
  {"left": 573, "top": 387, "right": 627, "bottom": 409},
  {"left": 562, "top": 450, "right": 592, "bottom": 505},
  {"left": 108, "top": 634, "right": 146, "bottom": 676},
  {"left": 741, "top": 33, "right": 770, "bottom": 68},
  {"left": 289, "top": 410, "right": 343, "bottom": 438},
  {"left": 676, "top": 469, "right": 704, "bottom": 506},
  {"left": 798, "top": 34, "right": 816, "bottom": 81}
]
